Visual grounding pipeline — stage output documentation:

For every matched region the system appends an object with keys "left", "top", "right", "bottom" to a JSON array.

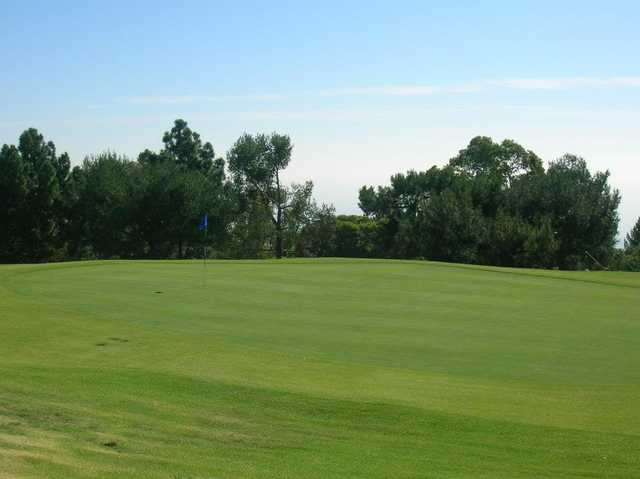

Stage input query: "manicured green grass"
[{"left": 1, "top": 259, "right": 639, "bottom": 478}]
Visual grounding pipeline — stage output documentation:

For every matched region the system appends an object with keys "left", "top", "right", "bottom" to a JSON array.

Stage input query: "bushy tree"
[
  {"left": 298, "top": 204, "right": 337, "bottom": 257},
  {"left": 161, "top": 119, "right": 216, "bottom": 172},
  {"left": 625, "top": 217, "right": 640, "bottom": 250},
  {"left": 0, "top": 145, "right": 28, "bottom": 261},
  {"left": 227, "top": 133, "right": 314, "bottom": 258},
  {"left": 333, "top": 215, "right": 382, "bottom": 258},
  {"left": 542, "top": 154, "right": 620, "bottom": 269},
  {"left": 133, "top": 120, "right": 229, "bottom": 258},
  {"left": 449, "top": 136, "right": 543, "bottom": 187},
  {"left": 358, "top": 138, "right": 620, "bottom": 270},
  {"left": 0, "top": 128, "right": 627, "bottom": 269},
  {"left": 0, "top": 129, "right": 70, "bottom": 261},
  {"left": 72, "top": 153, "right": 137, "bottom": 258},
  {"left": 416, "top": 189, "right": 484, "bottom": 263}
]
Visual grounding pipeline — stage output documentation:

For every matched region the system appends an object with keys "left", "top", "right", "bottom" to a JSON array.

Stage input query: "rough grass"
[{"left": 1, "top": 259, "right": 639, "bottom": 478}]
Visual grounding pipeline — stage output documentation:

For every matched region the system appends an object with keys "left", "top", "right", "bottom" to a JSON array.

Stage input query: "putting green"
[{"left": 1, "top": 259, "right": 639, "bottom": 478}]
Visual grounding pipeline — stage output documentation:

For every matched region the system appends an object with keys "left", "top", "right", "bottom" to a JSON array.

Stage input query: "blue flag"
[{"left": 198, "top": 214, "right": 208, "bottom": 231}]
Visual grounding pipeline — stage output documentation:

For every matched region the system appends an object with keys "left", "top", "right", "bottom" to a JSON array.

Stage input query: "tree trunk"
[
  {"left": 275, "top": 206, "right": 283, "bottom": 259},
  {"left": 275, "top": 168, "right": 283, "bottom": 259}
]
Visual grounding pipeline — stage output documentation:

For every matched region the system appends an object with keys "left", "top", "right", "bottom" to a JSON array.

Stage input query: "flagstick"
[{"left": 202, "top": 220, "right": 207, "bottom": 286}]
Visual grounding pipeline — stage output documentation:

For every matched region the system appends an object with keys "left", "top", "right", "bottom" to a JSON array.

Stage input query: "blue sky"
[{"left": 1, "top": 0, "right": 639, "bottom": 238}]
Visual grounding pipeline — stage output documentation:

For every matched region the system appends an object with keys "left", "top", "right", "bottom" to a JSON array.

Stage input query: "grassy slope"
[{"left": 0, "top": 259, "right": 639, "bottom": 478}]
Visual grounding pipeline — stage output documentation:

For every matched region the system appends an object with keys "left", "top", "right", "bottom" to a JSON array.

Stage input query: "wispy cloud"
[
  {"left": 121, "top": 77, "right": 640, "bottom": 106},
  {"left": 123, "top": 84, "right": 480, "bottom": 105},
  {"left": 313, "top": 84, "right": 481, "bottom": 97},
  {"left": 125, "top": 93, "right": 287, "bottom": 105},
  {"left": 127, "top": 96, "right": 198, "bottom": 105},
  {"left": 490, "top": 76, "right": 640, "bottom": 90}
]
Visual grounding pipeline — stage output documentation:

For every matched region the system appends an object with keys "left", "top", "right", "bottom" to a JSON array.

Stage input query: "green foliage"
[
  {"left": 359, "top": 136, "right": 621, "bottom": 270},
  {"left": 625, "top": 217, "right": 640, "bottom": 250},
  {"left": 417, "top": 188, "right": 484, "bottom": 263},
  {"left": 0, "top": 129, "right": 630, "bottom": 269},
  {"left": 73, "top": 153, "right": 137, "bottom": 258},
  {"left": 623, "top": 247, "right": 640, "bottom": 271},
  {"left": 227, "top": 133, "right": 314, "bottom": 258},
  {"left": 450, "top": 136, "right": 543, "bottom": 187},
  {"left": 161, "top": 118, "right": 216, "bottom": 172},
  {"left": 542, "top": 154, "right": 620, "bottom": 269},
  {"left": 296, "top": 203, "right": 337, "bottom": 257},
  {"left": 0, "top": 145, "right": 28, "bottom": 260},
  {"left": 612, "top": 230, "right": 640, "bottom": 271},
  {"left": 333, "top": 215, "right": 382, "bottom": 257},
  {"left": 0, "top": 122, "right": 238, "bottom": 262},
  {"left": 0, "top": 129, "right": 70, "bottom": 262}
]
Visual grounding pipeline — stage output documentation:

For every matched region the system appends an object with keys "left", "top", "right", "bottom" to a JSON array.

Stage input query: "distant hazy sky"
[{"left": 2, "top": 0, "right": 639, "bottom": 239}]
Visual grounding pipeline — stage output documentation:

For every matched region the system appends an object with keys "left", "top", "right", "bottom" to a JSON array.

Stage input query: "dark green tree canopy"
[
  {"left": 0, "top": 128, "right": 71, "bottom": 261},
  {"left": 227, "top": 133, "right": 307, "bottom": 258},
  {"left": 136, "top": 119, "right": 218, "bottom": 173},
  {"left": 449, "top": 136, "right": 543, "bottom": 186},
  {"left": 626, "top": 217, "right": 640, "bottom": 250},
  {"left": 0, "top": 127, "right": 633, "bottom": 269},
  {"left": 358, "top": 137, "right": 621, "bottom": 269},
  {"left": 227, "top": 133, "right": 292, "bottom": 187}
]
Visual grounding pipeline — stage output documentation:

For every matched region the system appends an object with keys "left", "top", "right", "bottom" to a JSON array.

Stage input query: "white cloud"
[
  {"left": 123, "top": 84, "right": 480, "bottom": 106},
  {"left": 125, "top": 93, "right": 287, "bottom": 105},
  {"left": 490, "top": 77, "right": 640, "bottom": 90},
  {"left": 126, "top": 96, "right": 199, "bottom": 105},
  {"left": 122, "top": 77, "right": 640, "bottom": 106},
  {"left": 313, "top": 83, "right": 481, "bottom": 97}
]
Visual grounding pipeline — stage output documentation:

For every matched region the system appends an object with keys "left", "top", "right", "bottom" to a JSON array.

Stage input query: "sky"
[{"left": 1, "top": 0, "right": 639, "bottom": 240}]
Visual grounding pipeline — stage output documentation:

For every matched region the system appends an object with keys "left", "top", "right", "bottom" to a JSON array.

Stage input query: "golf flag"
[
  {"left": 199, "top": 214, "right": 209, "bottom": 269},
  {"left": 198, "top": 214, "right": 208, "bottom": 231}
]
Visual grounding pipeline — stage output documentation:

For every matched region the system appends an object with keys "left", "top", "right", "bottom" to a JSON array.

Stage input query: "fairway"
[{"left": 1, "top": 259, "right": 639, "bottom": 478}]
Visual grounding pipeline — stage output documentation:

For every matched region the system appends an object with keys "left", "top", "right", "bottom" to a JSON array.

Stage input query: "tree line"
[
  {"left": 358, "top": 137, "right": 638, "bottom": 271},
  {"left": 1, "top": 119, "right": 638, "bottom": 270}
]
